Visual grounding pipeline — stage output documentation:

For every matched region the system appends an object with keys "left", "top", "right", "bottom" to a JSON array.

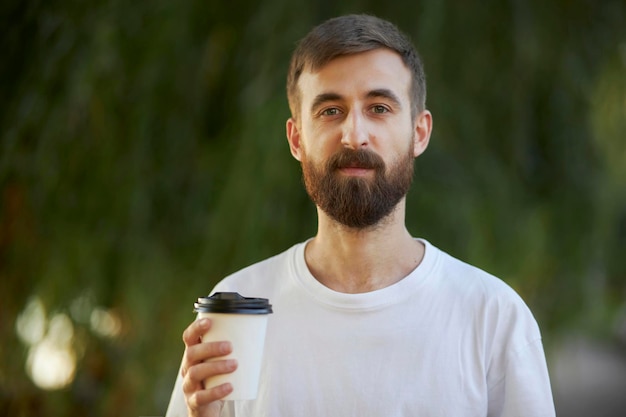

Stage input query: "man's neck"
[{"left": 304, "top": 204, "right": 425, "bottom": 294}]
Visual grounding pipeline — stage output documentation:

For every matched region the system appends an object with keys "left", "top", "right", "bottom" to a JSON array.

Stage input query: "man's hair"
[{"left": 286, "top": 14, "right": 426, "bottom": 120}]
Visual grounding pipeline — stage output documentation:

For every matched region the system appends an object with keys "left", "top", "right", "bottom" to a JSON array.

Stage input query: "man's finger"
[
  {"left": 186, "top": 359, "right": 238, "bottom": 385},
  {"left": 182, "top": 318, "right": 211, "bottom": 346},
  {"left": 184, "top": 341, "right": 233, "bottom": 366},
  {"left": 187, "top": 383, "right": 234, "bottom": 409}
]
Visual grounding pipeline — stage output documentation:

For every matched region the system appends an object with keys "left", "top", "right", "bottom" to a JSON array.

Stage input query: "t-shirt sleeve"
[
  {"left": 487, "top": 339, "right": 556, "bottom": 417},
  {"left": 164, "top": 360, "right": 188, "bottom": 417}
]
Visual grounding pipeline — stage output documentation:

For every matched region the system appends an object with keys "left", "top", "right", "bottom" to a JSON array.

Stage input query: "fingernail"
[
  {"left": 220, "top": 341, "right": 232, "bottom": 354},
  {"left": 199, "top": 318, "right": 210, "bottom": 327}
]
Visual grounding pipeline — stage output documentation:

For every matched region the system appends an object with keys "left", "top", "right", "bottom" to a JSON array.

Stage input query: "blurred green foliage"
[{"left": 1, "top": 0, "right": 625, "bottom": 415}]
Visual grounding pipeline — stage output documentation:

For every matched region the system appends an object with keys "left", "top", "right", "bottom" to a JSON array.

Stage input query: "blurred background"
[{"left": 1, "top": 0, "right": 625, "bottom": 416}]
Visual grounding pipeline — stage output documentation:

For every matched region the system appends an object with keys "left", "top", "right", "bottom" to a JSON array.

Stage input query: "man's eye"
[
  {"left": 321, "top": 108, "right": 340, "bottom": 116},
  {"left": 372, "top": 105, "right": 389, "bottom": 114}
]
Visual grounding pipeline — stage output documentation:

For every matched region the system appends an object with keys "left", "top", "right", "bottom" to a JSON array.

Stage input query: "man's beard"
[{"left": 301, "top": 146, "right": 414, "bottom": 229}]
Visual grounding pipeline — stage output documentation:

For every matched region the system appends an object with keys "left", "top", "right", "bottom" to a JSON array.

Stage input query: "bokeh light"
[
  {"left": 16, "top": 299, "right": 77, "bottom": 390},
  {"left": 90, "top": 307, "right": 122, "bottom": 338}
]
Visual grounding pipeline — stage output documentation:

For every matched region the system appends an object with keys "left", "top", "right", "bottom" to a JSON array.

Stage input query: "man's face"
[{"left": 286, "top": 48, "right": 431, "bottom": 229}]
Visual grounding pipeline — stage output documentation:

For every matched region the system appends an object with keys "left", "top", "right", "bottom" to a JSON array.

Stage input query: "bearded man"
[{"left": 166, "top": 14, "right": 556, "bottom": 417}]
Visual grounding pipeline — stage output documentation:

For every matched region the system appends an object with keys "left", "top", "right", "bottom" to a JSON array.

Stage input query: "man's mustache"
[{"left": 328, "top": 149, "right": 385, "bottom": 171}]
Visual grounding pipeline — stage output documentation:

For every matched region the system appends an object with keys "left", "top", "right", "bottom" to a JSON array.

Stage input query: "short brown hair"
[{"left": 286, "top": 14, "right": 426, "bottom": 120}]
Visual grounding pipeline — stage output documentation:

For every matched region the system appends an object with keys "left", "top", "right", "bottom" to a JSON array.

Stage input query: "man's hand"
[{"left": 181, "top": 318, "right": 238, "bottom": 417}]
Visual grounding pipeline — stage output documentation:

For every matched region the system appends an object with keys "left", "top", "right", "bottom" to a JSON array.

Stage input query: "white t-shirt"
[{"left": 166, "top": 239, "right": 555, "bottom": 417}]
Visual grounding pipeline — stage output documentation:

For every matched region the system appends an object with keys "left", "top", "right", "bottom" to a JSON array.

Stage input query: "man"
[{"left": 166, "top": 14, "right": 555, "bottom": 417}]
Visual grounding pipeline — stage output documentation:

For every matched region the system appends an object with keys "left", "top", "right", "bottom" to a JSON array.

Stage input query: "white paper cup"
[{"left": 194, "top": 293, "right": 272, "bottom": 400}]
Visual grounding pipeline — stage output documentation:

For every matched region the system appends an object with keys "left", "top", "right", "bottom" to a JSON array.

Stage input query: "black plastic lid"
[{"left": 194, "top": 292, "right": 273, "bottom": 314}]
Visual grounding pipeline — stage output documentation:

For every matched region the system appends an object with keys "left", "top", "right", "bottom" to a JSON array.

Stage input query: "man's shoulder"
[
  {"left": 430, "top": 243, "right": 526, "bottom": 303},
  {"left": 430, "top": 242, "right": 541, "bottom": 337},
  {"left": 212, "top": 241, "right": 305, "bottom": 295}
]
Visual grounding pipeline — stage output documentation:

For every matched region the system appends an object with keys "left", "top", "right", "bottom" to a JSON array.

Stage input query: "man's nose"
[{"left": 341, "top": 111, "right": 370, "bottom": 149}]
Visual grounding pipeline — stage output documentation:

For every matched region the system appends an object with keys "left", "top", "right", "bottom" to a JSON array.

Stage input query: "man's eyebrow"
[
  {"left": 310, "top": 92, "right": 342, "bottom": 113},
  {"left": 367, "top": 88, "right": 402, "bottom": 108},
  {"left": 309, "top": 89, "right": 403, "bottom": 113}
]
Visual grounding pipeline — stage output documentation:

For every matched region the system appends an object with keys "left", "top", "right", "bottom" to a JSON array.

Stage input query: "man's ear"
[
  {"left": 412, "top": 110, "right": 433, "bottom": 158},
  {"left": 286, "top": 117, "right": 303, "bottom": 161}
]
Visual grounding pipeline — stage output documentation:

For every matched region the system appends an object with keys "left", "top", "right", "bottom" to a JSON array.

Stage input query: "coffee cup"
[{"left": 194, "top": 292, "right": 272, "bottom": 400}]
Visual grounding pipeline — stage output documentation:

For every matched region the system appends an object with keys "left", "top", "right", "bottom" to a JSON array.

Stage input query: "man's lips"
[{"left": 338, "top": 166, "right": 374, "bottom": 176}]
